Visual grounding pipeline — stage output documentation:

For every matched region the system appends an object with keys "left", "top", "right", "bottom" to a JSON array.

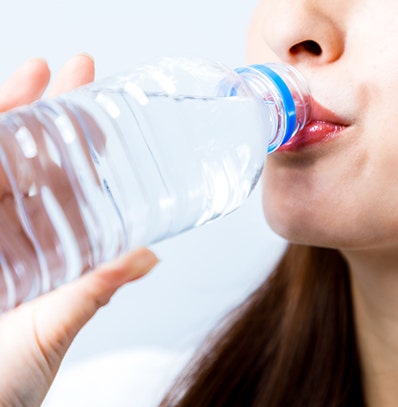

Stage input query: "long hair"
[{"left": 160, "top": 244, "right": 365, "bottom": 406}]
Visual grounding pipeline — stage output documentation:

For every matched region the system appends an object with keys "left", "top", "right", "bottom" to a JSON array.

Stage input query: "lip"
[{"left": 277, "top": 101, "right": 350, "bottom": 152}]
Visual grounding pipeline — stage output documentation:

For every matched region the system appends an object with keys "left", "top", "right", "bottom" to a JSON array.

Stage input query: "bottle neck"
[{"left": 236, "top": 63, "right": 312, "bottom": 153}]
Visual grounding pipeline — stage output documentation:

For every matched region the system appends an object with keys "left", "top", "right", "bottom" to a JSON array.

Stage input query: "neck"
[{"left": 342, "top": 247, "right": 398, "bottom": 407}]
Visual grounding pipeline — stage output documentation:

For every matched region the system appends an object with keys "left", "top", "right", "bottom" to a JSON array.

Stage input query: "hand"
[{"left": 0, "top": 56, "right": 159, "bottom": 407}]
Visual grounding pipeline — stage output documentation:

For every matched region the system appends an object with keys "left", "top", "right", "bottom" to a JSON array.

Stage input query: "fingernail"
[
  {"left": 76, "top": 52, "right": 95, "bottom": 63},
  {"left": 136, "top": 247, "right": 159, "bottom": 268},
  {"left": 126, "top": 247, "right": 159, "bottom": 279}
]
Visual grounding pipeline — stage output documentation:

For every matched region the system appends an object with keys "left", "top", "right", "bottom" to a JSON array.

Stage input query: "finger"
[
  {"left": 32, "top": 247, "right": 158, "bottom": 360},
  {"left": 48, "top": 54, "right": 95, "bottom": 97},
  {"left": 76, "top": 247, "right": 159, "bottom": 316},
  {"left": 0, "top": 58, "right": 50, "bottom": 112}
]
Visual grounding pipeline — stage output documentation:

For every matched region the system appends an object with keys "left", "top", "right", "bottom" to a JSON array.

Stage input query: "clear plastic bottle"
[{"left": 0, "top": 57, "right": 311, "bottom": 311}]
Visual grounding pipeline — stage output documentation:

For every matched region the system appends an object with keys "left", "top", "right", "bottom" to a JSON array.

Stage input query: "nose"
[{"left": 257, "top": 1, "right": 346, "bottom": 65}]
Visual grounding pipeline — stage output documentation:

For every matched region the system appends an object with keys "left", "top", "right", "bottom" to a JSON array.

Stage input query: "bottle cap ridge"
[{"left": 234, "top": 64, "right": 297, "bottom": 151}]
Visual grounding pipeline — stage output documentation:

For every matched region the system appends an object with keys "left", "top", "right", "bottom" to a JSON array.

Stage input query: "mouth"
[{"left": 277, "top": 101, "right": 350, "bottom": 152}]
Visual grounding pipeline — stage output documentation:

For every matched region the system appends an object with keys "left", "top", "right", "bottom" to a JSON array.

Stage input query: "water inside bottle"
[{"left": 85, "top": 89, "right": 270, "bottom": 239}]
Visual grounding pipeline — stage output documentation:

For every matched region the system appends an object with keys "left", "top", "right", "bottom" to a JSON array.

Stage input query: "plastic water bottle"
[{"left": 0, "top": 57, "right": 311, "bottom": 311}]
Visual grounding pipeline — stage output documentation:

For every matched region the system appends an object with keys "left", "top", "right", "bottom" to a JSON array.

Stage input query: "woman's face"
[{"left": 248, "top": 0, "right": 398, "bottom": 250}]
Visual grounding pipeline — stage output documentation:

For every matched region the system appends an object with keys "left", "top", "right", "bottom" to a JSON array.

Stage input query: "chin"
[
  {"left": 264, "top": 206, "right": 397, "bottom": 252},
  {"left": 263, "top": 200, "right": 359, "bottom": 251},
  {"left": 261, "top": 161, "right": 362, "bottom": 250},
  {"left": 265, "top": 213, "right": 317, "bottom": 246}
]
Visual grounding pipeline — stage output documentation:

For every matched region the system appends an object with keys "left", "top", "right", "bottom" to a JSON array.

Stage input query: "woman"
[
  {"left": 2, "top": 0, "right": 398, "bottom": 405},
  {"left": 156, "top": 1, "right": 398, "bottom": 404}
]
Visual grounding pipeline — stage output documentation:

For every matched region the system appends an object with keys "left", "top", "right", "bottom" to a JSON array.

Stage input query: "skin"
[
  {"left": 248, "top": 0, "right": 398, "bottom": 405},
  {"left": 0, "top": 56, "right": 158, "bottom": 407}
]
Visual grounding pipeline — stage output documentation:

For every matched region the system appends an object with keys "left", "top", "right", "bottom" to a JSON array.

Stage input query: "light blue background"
[{"left": 0, "top": 0, "right": 286, "bottom": 368}]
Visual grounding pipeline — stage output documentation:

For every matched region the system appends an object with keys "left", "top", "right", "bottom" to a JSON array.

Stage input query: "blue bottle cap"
[{"left": 235, "top": 65, "right": 297, "bottom": 146}]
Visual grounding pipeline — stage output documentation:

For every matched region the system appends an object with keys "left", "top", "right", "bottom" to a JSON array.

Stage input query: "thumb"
[{"left": 31, "top": 247, "right": 158, "bottom": 367}]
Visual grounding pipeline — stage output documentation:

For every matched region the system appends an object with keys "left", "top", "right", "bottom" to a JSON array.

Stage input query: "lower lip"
[{"left": 277, "top": 121, "right": 347, "bottom": 152}]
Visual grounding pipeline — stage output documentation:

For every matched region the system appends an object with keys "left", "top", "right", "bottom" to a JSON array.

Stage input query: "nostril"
[{"left": 290, "top": 40, "right": 322, "bottom": 56}]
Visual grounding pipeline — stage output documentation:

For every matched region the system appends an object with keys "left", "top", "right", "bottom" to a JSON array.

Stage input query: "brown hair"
[{"left": 160, "top": 244, "right": 365, "bottom": 406}]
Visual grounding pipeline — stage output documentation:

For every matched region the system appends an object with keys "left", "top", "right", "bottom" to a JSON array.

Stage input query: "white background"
[{"left": 0, "top": 0, "right": 286, "bottom": 373}]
